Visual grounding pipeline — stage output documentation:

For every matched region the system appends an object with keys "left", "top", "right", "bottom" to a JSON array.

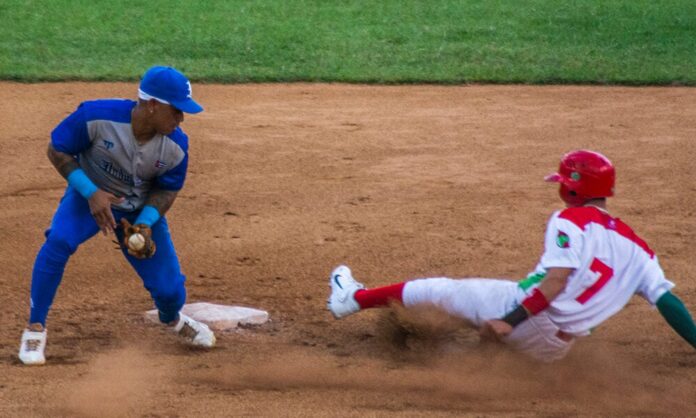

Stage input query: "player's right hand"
[
  {"left": 479, "top": 319, "right": 513, "bottom": 343},
  {"left": 88, "top": 190, "right": 125, "bottom": 235}
]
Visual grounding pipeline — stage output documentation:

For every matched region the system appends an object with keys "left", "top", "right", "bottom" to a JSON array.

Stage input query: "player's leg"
[
  {"left": 328, "top": 265, "right": 573, "bottom": 361},
  {"left": 328, "top": 265, "right": 523, "bottom": 326},
  {"left": 20, "top": 187, "right": 101, "bottom": 365},
  {"left": 116, "top": 215, "right": 215, "bottom": 347},
  {"left": 406, "top": 280, "right": 574, "bottom": 361},
  {"left": 116, "top": 215, "right": 186, "bottom": 323},
  {"left": 328, "top": 265, "right": 400, "bottom": 318},
  {"left": 401, "top": 278, "right": 524, "bottom": 327}
]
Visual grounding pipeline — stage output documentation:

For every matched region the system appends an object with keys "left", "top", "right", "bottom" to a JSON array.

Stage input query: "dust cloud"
[
  {"left": 196, "top": 306, "right": 695, "bottom": 415},
  {"left": 56, "top": 347, "right": 169, "bottom": 418}
]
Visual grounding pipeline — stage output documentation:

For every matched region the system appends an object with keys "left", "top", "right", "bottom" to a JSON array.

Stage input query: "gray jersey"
[{"left": 51, "top": 99, "right": 189, "bottom": 212}]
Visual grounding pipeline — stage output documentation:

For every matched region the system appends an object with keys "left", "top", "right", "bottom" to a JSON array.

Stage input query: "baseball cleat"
[
  {"left": 327, "top": 265, "right": 364, "bottom": 319},
  {"left": 174, "top": 313, "right": 216, "bottom": 348},
  {"left": 19, "top": 327, "right": 47, "bottom": 366}
]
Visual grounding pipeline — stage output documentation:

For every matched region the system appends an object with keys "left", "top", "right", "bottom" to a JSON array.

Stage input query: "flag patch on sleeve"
[{"left": 556, "top": 231, "right": 570, "bottom": 248}]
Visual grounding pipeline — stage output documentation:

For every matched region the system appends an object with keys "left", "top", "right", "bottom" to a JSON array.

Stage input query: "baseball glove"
[{"left": 120, "top": 218, "right": 156, "bottom": 259}]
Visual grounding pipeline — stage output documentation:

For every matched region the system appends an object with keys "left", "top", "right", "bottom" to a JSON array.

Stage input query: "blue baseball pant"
[{"left": 29, "top": 186, "right": 186, "bottom": 326}]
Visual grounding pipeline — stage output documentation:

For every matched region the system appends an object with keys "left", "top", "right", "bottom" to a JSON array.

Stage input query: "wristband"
[
  {"left": 501, "top": 305, "right": 529, "bottom": 327},
  {"left": 67, "top": 169, "right": 98, "bottom": 199},
  {"left": 135, "top": 205, "right": 160, "bottom": 227},
  {"left": 521, "top": 288, "right": 550, "bottom": 315}
]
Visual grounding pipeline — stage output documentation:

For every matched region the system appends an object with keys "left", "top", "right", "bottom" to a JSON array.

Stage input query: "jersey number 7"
[{"left": 576, "top": 258, "right": 614, "bottom": 304}]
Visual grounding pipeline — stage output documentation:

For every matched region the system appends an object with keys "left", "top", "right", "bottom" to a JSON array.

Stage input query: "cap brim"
[
  {"left": 544, "top": 173, "right": 563, "bottom": 183},
  {"left": 171, "top": 98, "right": 204, "bottom": 114}
]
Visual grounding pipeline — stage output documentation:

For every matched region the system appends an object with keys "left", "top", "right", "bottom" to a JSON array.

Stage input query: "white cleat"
[
  {"left": 19, "top": 328, "right": 47, "bottom": 366},
  {"left": 327, "top": 265, "right": 365, "bottom": 319},
  {"left": 174, "top": 313, "right": 216, "bottom": 348}
]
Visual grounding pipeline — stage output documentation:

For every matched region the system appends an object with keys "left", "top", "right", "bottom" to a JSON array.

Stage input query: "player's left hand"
[
  {"left": 120, "top": 218, "right": 156, "bottom": 259},
  {"left": 479, "top": 319, "right": 513, "bottom": 342}
]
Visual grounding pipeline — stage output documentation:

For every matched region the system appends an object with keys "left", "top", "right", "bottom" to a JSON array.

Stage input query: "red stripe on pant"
[{"left": 354, "top": 282, "right": 406, "bottom": 309}]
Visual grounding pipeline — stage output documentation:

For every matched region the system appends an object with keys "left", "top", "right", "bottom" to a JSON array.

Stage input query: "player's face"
[{"left": 151, "top": 101, "right": 184, "bottom": 135}]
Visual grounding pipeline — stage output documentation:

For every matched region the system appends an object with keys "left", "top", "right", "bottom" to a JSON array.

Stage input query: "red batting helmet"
[{"left": 545, "top": 150, "right": 615, "bottom": 207}]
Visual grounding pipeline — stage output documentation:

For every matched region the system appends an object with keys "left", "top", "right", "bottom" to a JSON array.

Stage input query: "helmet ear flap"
[{"left": 559, "top": 182, "right": 586, "bottom": 207}]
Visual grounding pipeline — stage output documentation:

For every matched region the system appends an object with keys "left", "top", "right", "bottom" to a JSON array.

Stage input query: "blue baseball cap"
[{"left": 138, "top": 66, "right": 203, "bottom": 114}]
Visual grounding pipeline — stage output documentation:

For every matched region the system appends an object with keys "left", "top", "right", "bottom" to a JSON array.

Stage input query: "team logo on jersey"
[
  {"left": 556, "top": 231, "right": 570, "bottom": 248},
  {"left": 155, "top": 160, "right": 167, "bottom": 168},
  {"left": 99, "top": 159, "right": 132, "bottom": 184},
  {"left": 102, "top": 140, "right": 114, "bottom": 150}
]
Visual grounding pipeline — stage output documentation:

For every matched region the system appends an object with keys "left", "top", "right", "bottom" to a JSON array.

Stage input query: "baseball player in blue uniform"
[{"left": 19, "top": 66, "right": 215, "bottom": 366}]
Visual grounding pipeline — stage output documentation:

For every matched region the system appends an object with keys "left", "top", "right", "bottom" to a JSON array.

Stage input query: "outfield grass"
[{"left": 1, "top": 0, "right": 695, "bottom": 84}]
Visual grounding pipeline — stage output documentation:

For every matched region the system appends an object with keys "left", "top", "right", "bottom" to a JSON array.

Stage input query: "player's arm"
[
  {"left": 47, "top": 142, "right": 80, "bottom": 178},
  {"left": 146, "top": 188, "right": 178, "bottom": 216},
  {"left": 534, "top": 267, "right": 573, "bottom": 301},
  {"left": 480, "top": 267, "right": 573, "bottom": 341},
  {"left": 656, "top": 291, "right": 696, "bottom": 349},
  {"left": 129, "top": 188, "right": 179, "bottom": 231},
  {"left": 137, "top": 135, "right": 187, "bottom": 228},
  {"left": 47, "top": 143, "right": 123, "bottom": 235}
]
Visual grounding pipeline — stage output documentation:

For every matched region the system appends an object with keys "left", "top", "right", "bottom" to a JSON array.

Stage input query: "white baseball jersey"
[{"left": 537, "top": 206, "right": 674, "bottom": 335}]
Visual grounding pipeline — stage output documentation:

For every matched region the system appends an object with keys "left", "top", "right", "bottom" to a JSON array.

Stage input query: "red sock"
[{"left": 354, "top": 282, "right": 406, "bottom": 309}]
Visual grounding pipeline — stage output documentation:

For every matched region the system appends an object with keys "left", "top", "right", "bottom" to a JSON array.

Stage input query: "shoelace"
[{"left": 25, "top": 339, "right": 41, "bottom": 352}]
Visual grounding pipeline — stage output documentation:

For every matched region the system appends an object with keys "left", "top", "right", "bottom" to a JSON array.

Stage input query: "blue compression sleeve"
[
  {"left": 66, "top": 169, "right": 98, "bottom": 199},
  {"left": 135, "top": 205, "right": 161, "bottom": 227}
]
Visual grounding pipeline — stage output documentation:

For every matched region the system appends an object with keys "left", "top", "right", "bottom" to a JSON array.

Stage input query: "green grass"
[{"left": 1, "top": 0, "right": 695, "bottom": 84}]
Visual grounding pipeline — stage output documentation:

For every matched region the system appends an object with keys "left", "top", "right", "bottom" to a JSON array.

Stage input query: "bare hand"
[
  {"left": 480, "top": 319, "right": 513, "bottom": 343},
  {"left": 88, "top": 190, "right": 125, "bottom": 235}
]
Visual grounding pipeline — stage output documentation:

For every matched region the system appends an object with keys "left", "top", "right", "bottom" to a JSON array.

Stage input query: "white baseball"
[{"left": 128, "top": 233, "right": 146, "bottom": 251}]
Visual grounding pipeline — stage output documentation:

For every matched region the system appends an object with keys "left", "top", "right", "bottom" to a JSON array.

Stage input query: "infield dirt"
[{"left": 1, "top": 83, "right": 694, "bottom": 417}]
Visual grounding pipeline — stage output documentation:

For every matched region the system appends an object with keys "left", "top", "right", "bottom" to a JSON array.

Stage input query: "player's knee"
[{"left": 44, "top": 233, "right": 80, "bottom": 257}]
